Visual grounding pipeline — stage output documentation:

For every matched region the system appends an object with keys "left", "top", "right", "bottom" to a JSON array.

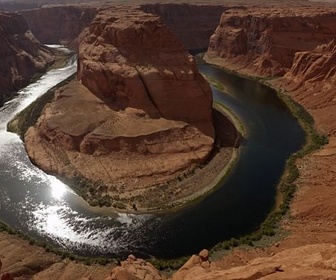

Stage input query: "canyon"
[
  {"left": 0, "top": 11, "right": 54, "bottom": 103},
  {"left": 1, "top": 1, "right": 336, "bottom": 279}
]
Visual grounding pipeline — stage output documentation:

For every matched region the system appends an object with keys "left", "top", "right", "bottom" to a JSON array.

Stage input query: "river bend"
[{"left": 0, "top": 49, "right": 305, "bottom": 259}]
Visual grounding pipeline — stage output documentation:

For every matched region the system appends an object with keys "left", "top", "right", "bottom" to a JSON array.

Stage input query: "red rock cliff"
[
  {"left": 20, "top": 5, "right": 98, "bottom": 47},
  {"left": 280, "top": 38, "right": 336, "bottom": 135},
  {"left": 207, "top": 7, "right": 336, "bottom": 76},
  {"left": 0, "top": 11, "right": 54, "bottom": 95}
]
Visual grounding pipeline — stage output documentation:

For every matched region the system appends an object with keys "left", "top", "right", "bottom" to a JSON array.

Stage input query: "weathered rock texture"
[
  {"left": 139, "top": 3, "right": 228, "bottom": 51},
  {"left": 206, "top": 6, "right": 336, "bottom": 76},
  {"left": 0, "top": 12, "right": 54, "bottom": 95},
  {"left": 106, "top": 245, "right": 336, "bottom": 280},
  {"left": 106, "top": 254, "right": 165, "bottom": 280},
  {"left": 20, "top": 5, "right": 98, "bottom": 48},
  {"left": 0, "top": 232, "right": 115, "bottom": 280},
  {"left": 24, "top": 7, "right": 214, "bottom": 209}
]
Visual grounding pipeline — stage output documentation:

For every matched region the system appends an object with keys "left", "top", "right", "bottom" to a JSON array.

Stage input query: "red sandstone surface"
[{"left": 206, "top": 6, "right": 336, "bottom": 77}]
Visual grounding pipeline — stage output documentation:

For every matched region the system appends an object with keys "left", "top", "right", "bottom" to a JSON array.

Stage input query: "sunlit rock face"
[
  {"left": 25, "top": 7, "right": 215, "bottom": 194},
  {"left": 280, "top": 38, "right": 336, "bottom": 135},
  {"left": 0, "top": 12, "right": 54, "bottom": 94},
  {"left": 207, "top": 6, "right": 336, "bottom": 76},
  {"left": 78, "top": 8, "right": 214, "bottom": 137}
]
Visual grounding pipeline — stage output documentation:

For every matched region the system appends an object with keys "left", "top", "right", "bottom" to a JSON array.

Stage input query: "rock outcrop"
[
  {"left": 106, "top": 255, "right": 165, "bottom": 280},
  {"left": 140, "top": 3, "right": 228, "bottom": 51},
  {"left": 106, "top": 244, "right": 336, "bottom": 280},
  {"left": 206, "top": 6, "right": 336, "bottom": 76},
  {"left": 0, "top": 12, "right": 54, "bottom": 96},
  {"left": 20, "top": 5, "right": 98, "bottom": 48},
  {"left": 24, "top": 7, "right": 214, "bottom": 210},
  {"left": 282, "top": 38, "right": 336, "bottom": 133}
]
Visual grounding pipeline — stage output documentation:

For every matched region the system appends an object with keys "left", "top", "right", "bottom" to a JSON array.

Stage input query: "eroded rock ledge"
[{"left": 24, "top": 7, "right": 217, "bottom": 211}]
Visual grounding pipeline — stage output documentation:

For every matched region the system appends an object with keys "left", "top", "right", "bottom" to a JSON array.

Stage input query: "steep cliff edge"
[
  {"left": 0, "top": 12, "right": 54, "bottom": 98},
  {"left": 24, "top": 7, "right": 216, "bottom": 211},
  {"left": 20, "top": 5, "right": 98, "bottom": 48},
  {"left": 206, "top": 6, "right": 336, "bottom": 77}
]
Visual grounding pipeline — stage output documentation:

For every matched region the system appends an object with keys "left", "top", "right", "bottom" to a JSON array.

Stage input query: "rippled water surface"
[{"left": 0, "top": 50, "right": 305, "bottom": 259}]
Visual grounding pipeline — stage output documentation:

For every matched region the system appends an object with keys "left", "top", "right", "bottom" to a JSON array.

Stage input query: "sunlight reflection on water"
[{"left": 49, "top": 176, "right": 68, "bottom": 200}]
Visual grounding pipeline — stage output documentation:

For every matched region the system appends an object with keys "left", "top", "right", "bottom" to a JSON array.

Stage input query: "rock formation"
[
  {"left": 24, "top": 7, "right": 214, "bottom": 210},
  {"left": 139, "top": 3, "right": 227, "bottom": 51},
  {"left": 0, "top": 12, "right": 54, "bottom": 96},
  {"left": 206, "top": 6, "right": 336, "bottom": 76},
  {"left": 106, "top": 244, "right": 336, "bottom": 280},
  {"left": 106, "top": 255, "right": 165, "bottom": 280},
  {"left": 20, "top": 5, "right": 98, "bottom": 48}
]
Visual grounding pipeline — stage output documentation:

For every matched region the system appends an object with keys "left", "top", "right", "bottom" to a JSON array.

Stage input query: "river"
[{"left": 0, "top": 48, "right": 306, "bottom": 259}]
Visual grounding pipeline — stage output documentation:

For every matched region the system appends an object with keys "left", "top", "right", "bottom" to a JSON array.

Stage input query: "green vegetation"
[
  {"left": 150, "top": 256, "right": 190, "bottom": 271},
  {"left": 62, "top": 174, "right": 113, "bottom": 208},
  {"left": 7, "top": 74, "right": 76, "bottom": 138}
]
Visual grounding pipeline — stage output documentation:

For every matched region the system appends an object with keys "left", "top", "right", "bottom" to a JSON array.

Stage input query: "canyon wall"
[
  {"left": 139, "top": 3, "right": 227, "bottom": 51},
  {"left": 20, "top": 5, "right": 98, "bottom": 47},
  {"left": 24, "top": 7, "right": 215, "bottom": 210},
  {"left": 206, "top": 6, "right": 336, "bottom": 76},
  {"left": 19, "top": 3, "right": 227, "bottom": 51},
  {"left": 0, "top": 11, "right": 54, "bottom": 97}
]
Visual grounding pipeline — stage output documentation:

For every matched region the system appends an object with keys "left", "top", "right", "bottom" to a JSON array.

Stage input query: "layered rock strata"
[
  {"left": 206, "top": 6, "right": 336, "bottom": 76},
  {"left": 20, "top": 5, "right": 98, "bottom": 48},
  {"left": 0, "top": 12, "right": 54, "bottom": 96},
  {"left": 140, "top": 3, "right": 228, "bottom": 51},
  {"left": 24, "top": 8, "right": 214, "bottom": 209}
]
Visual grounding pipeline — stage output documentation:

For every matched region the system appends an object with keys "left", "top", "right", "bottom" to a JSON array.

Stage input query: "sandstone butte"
[
  {"left": 23, "top": 7, "right": 216, "bottom": 211},
  {"left": 2, "top": 2, "right": 336, "bottom": 280},
  {"left": 0, "top": 11, "right": 54, "bottom": 99}
]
